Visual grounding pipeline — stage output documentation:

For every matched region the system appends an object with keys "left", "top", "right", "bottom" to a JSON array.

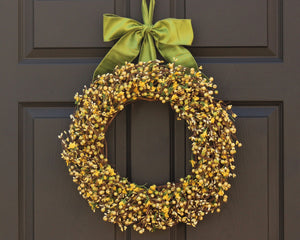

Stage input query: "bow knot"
[
  {"left": 93, "top": 0, "right": 198, "bottom": 79},
  {"left": 144, "top": 24, "right": 153, "bottom": 34}
]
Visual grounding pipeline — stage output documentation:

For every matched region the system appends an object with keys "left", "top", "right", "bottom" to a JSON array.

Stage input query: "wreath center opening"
[{"left": 106, "top": 100, "right": 193, "bottom": 187}]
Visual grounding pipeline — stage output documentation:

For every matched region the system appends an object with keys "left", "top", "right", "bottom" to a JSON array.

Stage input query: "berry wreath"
[{"left": 59, "top": 60, "right": 241, "bottom": 234}]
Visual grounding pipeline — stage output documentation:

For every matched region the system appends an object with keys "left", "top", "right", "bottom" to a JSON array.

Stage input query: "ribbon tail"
[
  {"left": 156, "top": 42, "right": 198, "bottom": 69},
  {"left": 93, "top": 31, "right": 143, "bottom": 79},
  {"left": 139, "top": 33, "right": 157, "bottom": 63}
]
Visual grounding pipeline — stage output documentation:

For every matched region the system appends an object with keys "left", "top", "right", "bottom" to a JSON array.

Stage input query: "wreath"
[
  {"left": 59, "top": 60, "right": 241, "bottom": 233},
  {"left": 59, "top": 0, "right": 241, "bottom": 234}
]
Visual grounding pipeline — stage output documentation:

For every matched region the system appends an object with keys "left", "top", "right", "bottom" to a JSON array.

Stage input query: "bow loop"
[
  {"left": 103, "top": 14, "right": 142, "bottom": 41},
  {"left": 93, "top": 0, "right": 197, "bottom": 79},
  {"left": 152, "top": 18, "right": 194, "bottom": 45}
]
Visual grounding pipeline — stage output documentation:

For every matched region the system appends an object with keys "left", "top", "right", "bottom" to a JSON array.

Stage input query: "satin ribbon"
[{"left": 93, "top": 0, "right": 198, "bottom": 79}]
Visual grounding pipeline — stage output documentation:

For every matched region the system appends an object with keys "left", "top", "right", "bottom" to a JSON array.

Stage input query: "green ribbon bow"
[{"left": 93, "top": 0, "right": 198, "bottom": 79}]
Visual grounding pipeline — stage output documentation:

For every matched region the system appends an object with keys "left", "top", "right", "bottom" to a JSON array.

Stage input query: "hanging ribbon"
[{"left": 93, "top": 0, "right": 198, "bottom": 79}]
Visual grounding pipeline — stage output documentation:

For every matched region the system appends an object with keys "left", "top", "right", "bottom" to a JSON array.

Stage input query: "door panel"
[
  {"left": 18, "top": 103, "right": 282, "bottom": 240},
  {"left": 33, "top": 0, "right": 114, "bottom": 48},
  {"left": 1, "top": 0, "right": 299, "bottom": 240},
  {"left": 19, "top": 0, "right": 282, "bottom": 61}
]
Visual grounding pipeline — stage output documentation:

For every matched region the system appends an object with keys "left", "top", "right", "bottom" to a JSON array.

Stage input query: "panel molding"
[
  {"left": 18, "top": 0, "right": 282, "bottom": 63},
  {"left": 18, "top": 103, "right": 74, "bottom": 240},
  {"left": 18, "top": 0, "right": 130, "bottom": 63},
  {"left": 18, "top": 102, "right": 129, "bottom": 240},
  {"left": 185, "top": 101, "right": 283, "bottom": 240},
  {"left": 18, "top": 101, "right": 283, "bottom": 240},
  {"left": 230, "top": 101, "right": 283, "bottom": 240},
  {"left": 181, "top": 0, "right": 283, "bottom": 62}
]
